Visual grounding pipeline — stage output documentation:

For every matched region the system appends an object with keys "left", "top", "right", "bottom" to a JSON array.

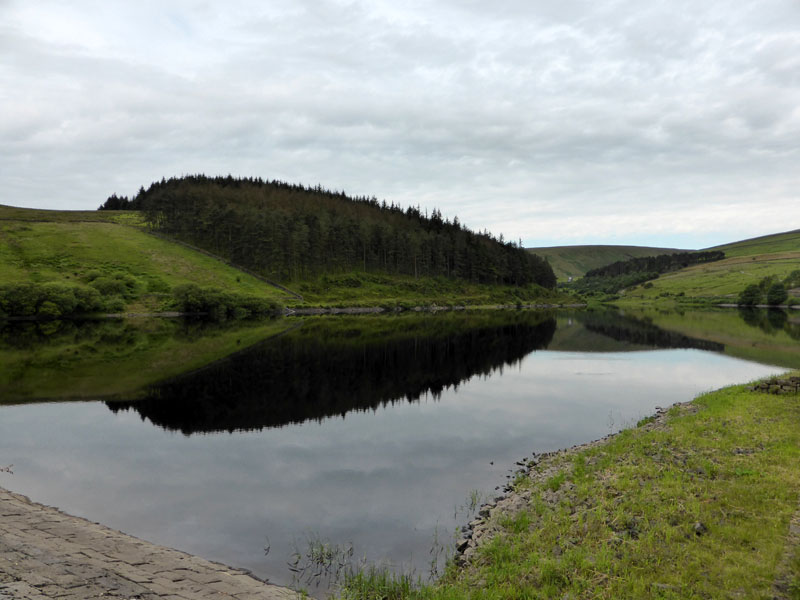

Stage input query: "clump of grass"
[
  {"left": 637, "top": 414, "right": 656, "bottom": 427},
  {"left": 340, "top": 567, "right": 421, "bottom": 600}
]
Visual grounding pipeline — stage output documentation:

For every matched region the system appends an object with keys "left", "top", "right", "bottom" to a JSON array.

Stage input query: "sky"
[{"left": 2, "top": 1, "right": 799, "bottom": 249}]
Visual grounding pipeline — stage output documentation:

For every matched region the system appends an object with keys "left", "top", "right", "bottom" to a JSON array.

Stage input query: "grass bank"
[
  {"left": 339, "top": 375, "right": 800, "bottom": 599},
  {"left": 291, "top": 271, "right": 573, "bottom": 309}
]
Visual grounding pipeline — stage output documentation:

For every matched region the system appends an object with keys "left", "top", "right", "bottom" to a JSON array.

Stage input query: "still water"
[{"left": 0, "top": 309, "right": 795, "bottom": 591}]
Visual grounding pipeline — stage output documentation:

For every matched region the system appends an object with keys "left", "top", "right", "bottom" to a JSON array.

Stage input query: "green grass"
[
  {"left": 710, "top": 229, "right": 800, "bottom": 258},
  {"left": 0, "top": 209, "right": 296, "bottom": 312},
  {"left": 339, "top": 377, "right": 800, "bottom": 599},
  {"left": 618, "top": 252, "right": 800, "bottom": 303},
  {"left": 0, "top": 318, "right": 293, "bottom": 402},
  {"left": 527, "top": 245, "right": 682, "bottom": 282},
  {"left": 0, "top": 204, "right": 139, "bottom": 224},
  {"left": 292, "top": 271, "right": 572, "bottom": 308}
]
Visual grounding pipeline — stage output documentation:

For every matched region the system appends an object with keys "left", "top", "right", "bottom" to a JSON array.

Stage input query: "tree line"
[
  {"left": 584, "top": 251, "right": 725, "bottom": 279},
  {"left": 565, "top": 250, "right": 726, "bottom": 295},
  {"left": 100, "top": 175, "right": 556, "bottom": 289}
]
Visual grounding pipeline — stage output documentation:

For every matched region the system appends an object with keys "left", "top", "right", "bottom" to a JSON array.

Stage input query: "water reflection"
[
  {"left": 0, "top": 318, "right": 292, "bottom": 402},
  {"left": 108, "top": 312, "right": 557, "bottom": 434},
  {"left": 0, "top": 308, "right": 797, "bottom": 593},
  {"left": 577, "top": 311, "right": 724, "bottom": 352},
  {"left": 100, "top": 308, "right": 799, "bottom": 435}
]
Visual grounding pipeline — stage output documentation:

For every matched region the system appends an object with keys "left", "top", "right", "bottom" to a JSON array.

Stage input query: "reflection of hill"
[
  {"left": 548, "top": 315, "right": 655, "bottom": 352},
  {"left": 576, "top": 311, "right": 724, "bottom": 352},
  {"left": 108, "top": 313, "right": 556, "bottom": 435},
  {"left": 0, "top": 318, "right": 290, "bottom": 403},
  {"left": 625, "top": 308, "right": 800, "bottom": 370},
  {"left": 547, "top": 311, "right": 725, "bottom": 353}
]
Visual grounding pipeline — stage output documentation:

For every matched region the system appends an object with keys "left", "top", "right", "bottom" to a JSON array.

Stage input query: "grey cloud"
[{"left": 1, "top": 0, "right": 798, "bottom": 247}]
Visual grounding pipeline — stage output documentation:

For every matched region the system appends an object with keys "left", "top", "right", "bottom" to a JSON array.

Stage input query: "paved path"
[{"left": 0, "top": 486, "right": 297, "bottom": 599}]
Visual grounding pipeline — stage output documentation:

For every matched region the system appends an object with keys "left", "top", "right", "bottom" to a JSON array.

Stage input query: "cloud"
[{"left": 1, "top": 0, "right": 798, "bottom": 247}]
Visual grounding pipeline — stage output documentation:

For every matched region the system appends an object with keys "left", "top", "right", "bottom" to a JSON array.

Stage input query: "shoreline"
[
  {"left": 0, "top": 303, "right": 587, "bottom": 321},
  {"left": 431, "top": 375, "right": 800, "bottom": 598},
  {"left": 453, "top": 401, "right": 695, "bottom": 565}
]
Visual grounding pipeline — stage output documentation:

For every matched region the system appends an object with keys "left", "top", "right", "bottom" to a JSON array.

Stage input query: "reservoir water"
[{"left": 0, "top": 308, "right": 796, "bottom": 592}]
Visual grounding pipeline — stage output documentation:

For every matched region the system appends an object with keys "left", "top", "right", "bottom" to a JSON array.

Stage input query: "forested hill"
[{"left": 100, "top": 175, "right": 556, "bottom": 288}]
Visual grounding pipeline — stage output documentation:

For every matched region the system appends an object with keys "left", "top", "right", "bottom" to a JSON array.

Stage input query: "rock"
[
  {"left": 693, "top": 522, "right": 708, "bottom": 536},
  {"left": 455, "top": 538, "right": 470, "bottom": 553}
]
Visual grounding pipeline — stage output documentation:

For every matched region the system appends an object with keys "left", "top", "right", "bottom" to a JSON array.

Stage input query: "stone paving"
[{"left": 0, "top": 486, "right": 297, "bottom": 599}]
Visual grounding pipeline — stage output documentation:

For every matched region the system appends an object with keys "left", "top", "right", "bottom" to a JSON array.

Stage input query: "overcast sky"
[{"left": 2, "top": 1, "right": 799, "bottom": 248}]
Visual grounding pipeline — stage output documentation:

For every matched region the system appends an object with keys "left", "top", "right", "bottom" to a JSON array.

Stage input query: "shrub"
[
  {"left": 89, "top": 276, "right": 128, "bottom": 297},
  {"left": 37, "top": 300, "right": 62, "bottom": 319},
  {"left": 0, "top": 283, "right": 109, "bottom": 318},
  {"left": 104, "top": 297, "right": 126, "bottom": 312},
  {"left": 73, "top": 287, "right": 104, "bottom": 313},
  {"left": 738, "top": 284, "right": 762, "bottom": 306},
  {"left": 766, "top": 283, "right": 788, "bottom": 306},
  {"left": 171, "top": 284, "right": 282, "bottom": 320}
]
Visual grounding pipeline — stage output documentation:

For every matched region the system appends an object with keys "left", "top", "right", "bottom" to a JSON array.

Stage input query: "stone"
[
  {"left": 0, "top": 486, "right": 295, "bottom": 599},
  {"left": 693, "top": 522, "right": 708, "bottom": 536}
]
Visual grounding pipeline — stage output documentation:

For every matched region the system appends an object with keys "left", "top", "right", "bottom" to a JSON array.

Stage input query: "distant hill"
[
  {"left": 707, "top": 229, "right": 800, "bottom": 258},
  {"left": 526, "top": 245, "right": 684, "bottom": 281},
  {"left": 618, "top": 229, "right": 800, "bottom": 303}
]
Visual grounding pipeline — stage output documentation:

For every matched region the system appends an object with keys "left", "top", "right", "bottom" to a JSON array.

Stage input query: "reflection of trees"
[
  {"left": 737, "top": 308, "right": 791, "bottom": 336},
  {"left": 107, "top": 314, "right": 556, "bottom": 435},
  {"left": 576, "top": 311, "right": 724, "bottom": 352},
  {"left": 0, "top": 318, "right": 259, "bottom": 351}
]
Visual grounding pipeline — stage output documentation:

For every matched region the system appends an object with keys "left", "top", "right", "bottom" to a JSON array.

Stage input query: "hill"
[
  {"left": 526, "top": 245, "right": 683, "bottom": 281},
  {"left": 616, "top": 229, "right": 800, "bottom": 305},
  {"left": 0, "top": 198, "right": 568, "bottom": 314},
  {"left": 0, "top": 204, "right": 295, "bottom": 316},
  {"left": 709, "top": 228, "right": 800, "bottom": 258},
  {"left": 116, "top": 175, "right": 556, "bottom": 290}
]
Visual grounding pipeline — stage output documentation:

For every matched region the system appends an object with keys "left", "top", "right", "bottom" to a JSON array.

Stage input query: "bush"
[
  {"left": 738, "top": 284, "right": 762, "bottom": 306},
  {"left": 0, "top": 282, "right": 108, "bottom": 318},
  {"left": 89, "top": 276, "right": 128, "bottom": 297},
  {"left": 766, "top": 283, "right": 788, "bottom": 306},
  {"left": 171, "top": 284, "right": 282, "bottom": 320},
  {"left": 73, "top": 287, "right": 105, "bottom": 313},
  {"left": 37, "top": 300, "right": 62, "bottom": 319}
]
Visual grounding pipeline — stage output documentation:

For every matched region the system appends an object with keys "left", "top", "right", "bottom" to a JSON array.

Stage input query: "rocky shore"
[{"left": 453, "top": 401, "right": 697, "bottom": 566}]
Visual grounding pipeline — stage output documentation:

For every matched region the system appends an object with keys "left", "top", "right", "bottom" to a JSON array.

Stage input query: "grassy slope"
[
  {"left": 0, "top": 205, "right": 297, "bottom": 310},
  {"left": 614, "top": 229, "right": 800, "bottom": 305},
  {"left": 527, "top": 245, "right": 682, "bottom": 282},
  {"left": 343, "top": 378, "right": 800, "bottom": 599},
  {"left": 711, "top": 229, "right": 800, "bottom": 258}
]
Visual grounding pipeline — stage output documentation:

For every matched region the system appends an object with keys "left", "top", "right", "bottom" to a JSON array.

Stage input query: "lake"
[{"left": 0, "top": 308, "right": 797, "bottom": 593}]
